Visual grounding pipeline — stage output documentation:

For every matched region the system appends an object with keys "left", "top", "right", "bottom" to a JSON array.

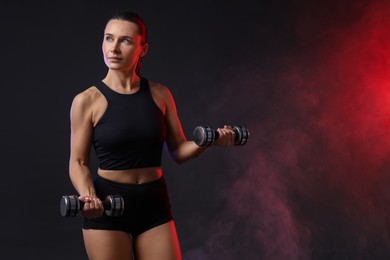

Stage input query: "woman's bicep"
[
  {"left": 163, "top": 88, "right": 208, "bottom": 164},
  {"left": 163, "top": 88, "right": 187, "bottom": 153}
]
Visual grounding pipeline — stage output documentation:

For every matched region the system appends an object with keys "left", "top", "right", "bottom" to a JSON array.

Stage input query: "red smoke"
[{"left": 185, "top": 1, "right": 390, "bottom": 259}]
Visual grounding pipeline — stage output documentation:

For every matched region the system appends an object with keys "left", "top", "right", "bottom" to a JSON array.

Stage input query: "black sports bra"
[{"left": 92, "top": 78, "right": 166, "bottom": 170}]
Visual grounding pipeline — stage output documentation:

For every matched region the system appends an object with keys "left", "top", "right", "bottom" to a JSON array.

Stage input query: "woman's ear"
[{"left": 140, "top": 43, "right": 149, "bottom": 57}]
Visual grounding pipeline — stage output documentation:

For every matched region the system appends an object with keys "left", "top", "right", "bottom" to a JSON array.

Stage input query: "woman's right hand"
[{"left": 79, "top": 195, "right": 104, "bottom": 218}]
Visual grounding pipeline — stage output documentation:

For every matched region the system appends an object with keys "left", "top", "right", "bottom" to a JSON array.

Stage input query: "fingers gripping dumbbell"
[
  {"left": 60, "top": 195, "right": 124, "bottom": 217},
  {"left": 193, "top": 125, "right": 250, "bottom": 147}
]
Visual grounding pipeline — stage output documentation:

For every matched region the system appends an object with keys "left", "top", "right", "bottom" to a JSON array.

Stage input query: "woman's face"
[{"left": 102, "top": 19, "right": 147, "bottom": 72}]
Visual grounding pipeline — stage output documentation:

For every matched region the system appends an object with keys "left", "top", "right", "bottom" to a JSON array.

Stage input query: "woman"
[{"left": 69, "top": 11, "right": 235, "bottom": 260}]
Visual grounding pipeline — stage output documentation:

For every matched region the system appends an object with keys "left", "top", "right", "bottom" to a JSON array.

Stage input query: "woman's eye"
[
  {"left": 105, "top": 36, "right": 113, "bottom": 42},
  {"left": 122, "top": 38, "right": 131, "bottom": 44}
]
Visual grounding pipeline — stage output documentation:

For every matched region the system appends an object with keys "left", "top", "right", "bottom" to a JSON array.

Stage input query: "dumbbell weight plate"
[
  {"left": 60, "top": 195, "right": 80, "bottom": 217},
  {"left": 105, "top": 195, "right": 125, "bottom": 216},
  {"left": 233, "top": 125, "right": 250, "bottom": 145},
  {"left": 193, "top": 125, "right": 216, "bottom": 147}
]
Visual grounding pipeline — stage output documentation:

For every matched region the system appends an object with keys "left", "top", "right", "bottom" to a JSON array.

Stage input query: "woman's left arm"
[{"left": 156, "top": 84, "right": 234, "bottom": 164}]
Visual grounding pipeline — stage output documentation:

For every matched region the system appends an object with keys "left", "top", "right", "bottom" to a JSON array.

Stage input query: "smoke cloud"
[{"left": 183, "top": 1, "right": 390, "bottom": 259}]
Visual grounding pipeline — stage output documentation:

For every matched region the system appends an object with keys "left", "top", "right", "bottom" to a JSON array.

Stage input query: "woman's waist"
[{"left": 97, "top": 167, "right": 163, "bottom": 185}]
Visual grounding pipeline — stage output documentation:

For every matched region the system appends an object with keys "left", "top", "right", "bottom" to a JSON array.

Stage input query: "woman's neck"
[{"left": 103, "top": 70, "right": 140, "bottom": 93}]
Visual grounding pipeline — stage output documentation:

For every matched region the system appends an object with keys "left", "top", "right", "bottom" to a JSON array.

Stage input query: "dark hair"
[{"left": 109, "top": 11, "right": 148, "bottom": 75}]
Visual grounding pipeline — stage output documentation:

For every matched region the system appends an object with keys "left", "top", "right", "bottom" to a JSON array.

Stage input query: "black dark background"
[{"left": 1, "top": 0, "right": 390, "bottom": 259}]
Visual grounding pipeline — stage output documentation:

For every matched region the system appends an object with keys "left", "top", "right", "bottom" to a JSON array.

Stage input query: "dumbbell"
[
  {"left": 60, "top": 195, "right": 124, "bottom": 217},
  {"left": 193, "top": 125, "right": 250, "bottom": 147}
]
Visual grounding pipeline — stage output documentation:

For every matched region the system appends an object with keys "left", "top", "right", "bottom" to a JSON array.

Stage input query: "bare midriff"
[{"left": 97, "top": 167, "right": 163, "bottom": 184}]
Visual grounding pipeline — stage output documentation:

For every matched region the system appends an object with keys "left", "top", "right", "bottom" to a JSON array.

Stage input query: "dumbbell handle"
[
  {"left": 77, "top": 200, "right": 113, "bottom": 210},
  {"left": 211, "top": 129, "right": 240, "bottom": 142}
]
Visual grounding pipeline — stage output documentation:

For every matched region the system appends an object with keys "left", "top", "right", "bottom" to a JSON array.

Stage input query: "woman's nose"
[{"left": 109, "top": 42, "right": 120, "bottom": 54}]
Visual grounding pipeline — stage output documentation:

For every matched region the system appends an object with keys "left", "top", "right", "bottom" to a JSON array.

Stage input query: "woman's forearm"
[{"left": 69, "top": 160, "right": 96, "bottom": 196}]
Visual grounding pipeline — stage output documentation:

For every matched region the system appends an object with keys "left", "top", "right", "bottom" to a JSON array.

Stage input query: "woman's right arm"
[{"left": 69, "top": 91, "right": 103, "bottom": 218}]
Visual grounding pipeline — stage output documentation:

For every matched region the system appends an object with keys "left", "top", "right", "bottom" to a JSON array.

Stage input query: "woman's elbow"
[
  {"left": 170, "top": 151, "right": 202, "bottom": 165},
  {"left": 170, "top": 153, "right": 187, "bottom": 164}
]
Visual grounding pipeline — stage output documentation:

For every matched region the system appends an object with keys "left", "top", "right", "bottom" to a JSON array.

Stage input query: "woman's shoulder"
[
  {"left": 147, "top": 79, "right": 172, "bottom": 98},
  {"left": 148, "top": 79, "right": 167, "bottom": 90},
  {"left": 72, "top": 85, "right": 102, "bottom": 109}
]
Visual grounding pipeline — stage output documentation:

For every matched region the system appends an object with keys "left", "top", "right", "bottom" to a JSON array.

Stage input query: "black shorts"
[{"left": 83, "top": 174, "right": 174, "bottom": 237}]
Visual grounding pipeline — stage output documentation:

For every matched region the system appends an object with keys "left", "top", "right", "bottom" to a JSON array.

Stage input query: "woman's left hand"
[{"left": 213, "top": 125, "right": 236, "bottom": 146}]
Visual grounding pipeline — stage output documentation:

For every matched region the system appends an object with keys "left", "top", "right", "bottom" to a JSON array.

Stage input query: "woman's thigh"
[
  {"left": 134, "top": 221, "right": 182, "bottom": 260},
  {"left": 83, "top": 229, "right": 133, "bottom": 260}
]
